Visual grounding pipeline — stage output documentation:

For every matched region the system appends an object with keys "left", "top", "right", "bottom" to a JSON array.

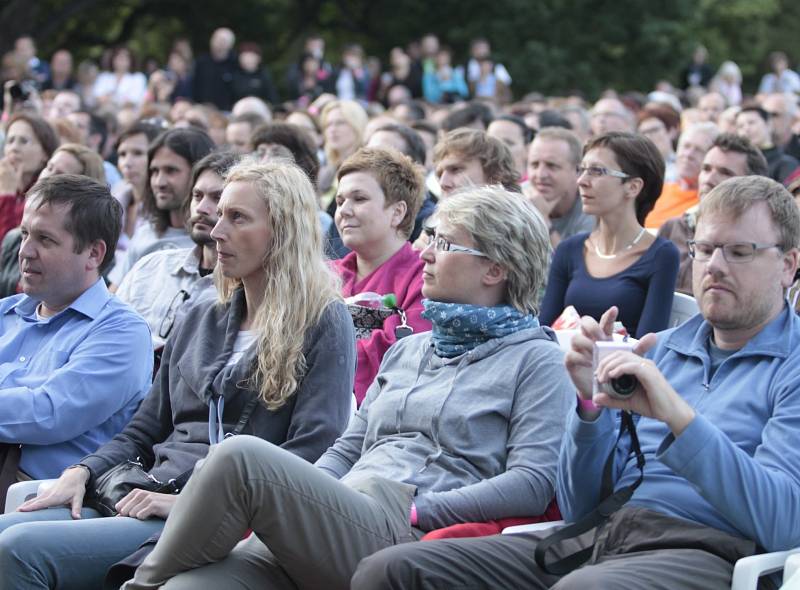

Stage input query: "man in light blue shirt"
[{"left": 0, "top": 174, "right": 152, "bottom": 484}]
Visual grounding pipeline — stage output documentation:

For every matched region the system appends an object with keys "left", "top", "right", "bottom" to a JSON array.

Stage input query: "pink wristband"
[
  {"left": 409, "top": 502, "right": 418, "bottom": 526},
  {"left": 577, "top": 393, "right": 599, "bottom": 412}
]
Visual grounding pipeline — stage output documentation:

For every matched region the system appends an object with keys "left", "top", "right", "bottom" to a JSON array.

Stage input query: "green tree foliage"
[{"left": 1, "top": 0, "right": 798, "bottom": 100}]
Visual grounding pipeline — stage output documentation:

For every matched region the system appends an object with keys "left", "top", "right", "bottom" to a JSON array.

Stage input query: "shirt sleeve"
[
  {"left": 657, "top": 393, "right": 800, "bottom": 552},
  {"left": 0, "top": 310, "right": 153, "bottom": 446},
  {"left": 539, "top": 238, "right": 575, "bottom": 326},
  {"left": 634, "top": 239, "right": 680, "bottom": 338},
  {"left": 80, "top": 331, "right": 176, "bottom": 479}
]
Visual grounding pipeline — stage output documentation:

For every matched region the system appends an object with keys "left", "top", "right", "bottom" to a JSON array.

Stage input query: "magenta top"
[{"left": 335, "top": 242, "right": 431, "bottom": 403}]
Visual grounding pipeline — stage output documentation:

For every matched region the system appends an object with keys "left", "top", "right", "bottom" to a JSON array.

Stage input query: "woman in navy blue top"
[{"left": 540, "top": 132, "right": 680, "bottom": 337}]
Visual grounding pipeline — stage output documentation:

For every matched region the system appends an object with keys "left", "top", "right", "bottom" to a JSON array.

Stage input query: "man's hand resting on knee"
[{"left": 17, "top": 465, "right": 91, "bottom": 519}]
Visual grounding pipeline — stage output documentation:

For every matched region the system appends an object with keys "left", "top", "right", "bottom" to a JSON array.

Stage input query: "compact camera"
[
  {"left": 592, "top": 340, "right": 639, "bottom": 399},
  {"left": 9, "top": 80, "right": 36, "bottom": 102}
]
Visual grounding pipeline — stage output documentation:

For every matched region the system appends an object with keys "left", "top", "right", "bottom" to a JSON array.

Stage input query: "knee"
[
  {"left": 0, "top": 525, "right": 45, "bottom": 583},
  {"left": 205, "top": 435, "right": 277, "bottom": 474},
  {"left": 553, "top": 567, "right": 609, "bottom": 590},
  {"left": 351, "top": 546, "right": 418, "bottom": 590}
]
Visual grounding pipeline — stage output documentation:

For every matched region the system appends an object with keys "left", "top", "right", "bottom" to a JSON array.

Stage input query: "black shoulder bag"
[
  {"left": 86, "top": 395, "right": 260, "bottom": 517},
  {"left": 534, "top": 410, "right": 646, "bottom": 575}
]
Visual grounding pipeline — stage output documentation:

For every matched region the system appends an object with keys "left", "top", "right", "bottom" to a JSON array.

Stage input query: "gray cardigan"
[
  {"left": 316, "top": 325, "right": 572, "bottom": 531},
  {"left": 82, "top": 288, "right": 356, "bottom": 483}
]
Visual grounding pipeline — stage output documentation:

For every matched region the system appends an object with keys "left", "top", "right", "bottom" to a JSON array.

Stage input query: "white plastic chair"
[
  {"left": 501, "top": 521, "right": 800, "bottom": 589},
  {"left": 780, "top": 553, "right": 800, "bottom": 588},
  {"left": 4, "top": 479, "right": 55, "bottom": 513},
  {"left": 669, "top": 292, "right": 699, "bottom": 327}
]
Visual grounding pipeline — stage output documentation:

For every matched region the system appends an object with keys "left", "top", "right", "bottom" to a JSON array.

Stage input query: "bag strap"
[
  {"left": 161, "top": 395, "right": 260, "bottom": 494},
  {"left": 534, "top": 411, "right": 645, "bottom": 575}
]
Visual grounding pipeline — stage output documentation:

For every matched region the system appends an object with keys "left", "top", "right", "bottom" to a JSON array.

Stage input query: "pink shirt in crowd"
[{"left": 334, "top": 242, "right": 431, "bottom": 404}]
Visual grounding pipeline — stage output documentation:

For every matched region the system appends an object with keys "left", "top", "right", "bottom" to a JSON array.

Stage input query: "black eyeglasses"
[
  {"left": 687, "top": 240, "right": 783, "bottom": 263},
  {"left": 158, "top": 290, "right": 190, "bottom": 339}
]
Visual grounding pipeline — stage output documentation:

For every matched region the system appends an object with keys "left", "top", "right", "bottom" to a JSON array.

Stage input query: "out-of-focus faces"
[
  {"left": 527, "top": 137, "right": 579, "bottom": 210},
  {"left": 736, "top": 111, "right": 771, "bottom": 148},
  {"left": 638, "top": 117, "right": 675, "bottom": 159},
  {"left": 697, "top": 147, "right": 749, "bottom": 199},
  {"left": 590, "top": 98, "right": 633, "bottom": 136},
  {"left": 487, "top": 120, "right": 527, "bottom": 179},
  {"left": 225, "top": 122, "right": 253, "bottom": 154},
  {"left": 117, "top": 133, "right": 150, "bottom": 190},
  {"left": 436, "top": 153, "right": 487, "bottom": 198},
  {"left": 698, "top": 93, "right": 727, "bottom": 123},
  {"left": 3, "top": 120, "right": 48, "bottom": 176},
  {"left": 39, "top": 150, "right": 83, "bottom": 179},
  {"left": 149, "top": 146, "right": 192, "bottom": 212},
  {"left": 324, "top": 107, "right": 359, "bottom": 156},
  {"left": 675, "top": 127, "right": 715, "bottom": 182}
]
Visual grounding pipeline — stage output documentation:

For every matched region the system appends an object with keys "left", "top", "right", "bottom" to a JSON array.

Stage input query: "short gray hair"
[
  {"left": 698, "top": 175, "right": 800, "bottom": 250},
  {"left": 437, "top": 186, "right": 551, "bottom": 315}
]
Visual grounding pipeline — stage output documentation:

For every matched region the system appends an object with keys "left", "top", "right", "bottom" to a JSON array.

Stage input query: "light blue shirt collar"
[{"left": 9, "top": 278, "right": 110, "bottom": 322}]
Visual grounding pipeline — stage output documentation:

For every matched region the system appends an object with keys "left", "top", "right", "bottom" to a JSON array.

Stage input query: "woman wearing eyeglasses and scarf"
[
  {"left": 0, "top": 161, "right": 356, "bottom": 590},
  {"left": 120, "top": 185, "right": 573, "bottom": 590},
  {"left": 540, "top": 132, "right": 680, "bottom": 338}
]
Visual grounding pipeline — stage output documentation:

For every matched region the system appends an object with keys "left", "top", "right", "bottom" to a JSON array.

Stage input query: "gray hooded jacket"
[{"left": 316, "top": 325, "right": 572, "bottom": 531}]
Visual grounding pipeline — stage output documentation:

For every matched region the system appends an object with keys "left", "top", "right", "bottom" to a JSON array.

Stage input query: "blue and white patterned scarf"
[{"left": 421, "top": 300, "right": 539, "bottom": 358}]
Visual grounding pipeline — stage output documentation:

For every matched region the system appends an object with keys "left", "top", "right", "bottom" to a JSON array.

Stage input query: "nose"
[
  {"left": 196, "top": 196, "right": 215, "bottom": 217},
  {"left": 209, "top": 218, "right": 226, "bottom": 242},
  {"left": 152, "top": 170, "right": 167, "bottom": 189},
  {"left": 420, "top": 239, "right": 436, "bottom": 261},
  {"left": 703, "top": 244, "right": 729, "bottom": 275},
  {"left": 18, "top": 234, "right": 35, "bottom": 260}
]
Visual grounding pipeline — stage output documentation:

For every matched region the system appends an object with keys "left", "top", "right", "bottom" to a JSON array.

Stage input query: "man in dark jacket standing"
[{"left": 191, "top": 28, "right": 238, "bottom": 111}]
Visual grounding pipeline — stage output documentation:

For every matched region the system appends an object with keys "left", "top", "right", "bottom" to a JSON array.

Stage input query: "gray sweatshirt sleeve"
[{"left": 413, "top": 346, "right": 573, "bottom": 531}]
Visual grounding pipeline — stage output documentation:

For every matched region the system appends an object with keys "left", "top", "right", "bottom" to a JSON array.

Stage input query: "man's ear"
[
  {"left": 482, "top": 261, "right": 507, "bottom": 287},
  {"left": 781, "top": 247, "right": 800, "bottom": 289},
  {"left": 85, "top": 239, "right": 107, "bottom": 272}
]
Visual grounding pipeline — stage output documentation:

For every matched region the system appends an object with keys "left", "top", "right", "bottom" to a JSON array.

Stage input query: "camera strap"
[{"left": 534, "top": 410, "right": 645, "bottom": 575}]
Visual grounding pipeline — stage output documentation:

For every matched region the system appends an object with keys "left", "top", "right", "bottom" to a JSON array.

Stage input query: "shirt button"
[{"left": 19, "top": 356, "right": 26, "bottom": 362}]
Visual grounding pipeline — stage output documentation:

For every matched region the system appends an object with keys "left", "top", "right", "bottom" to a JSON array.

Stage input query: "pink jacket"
[{"left": 335, "top": 242, "right": 430, "bottom": 403}]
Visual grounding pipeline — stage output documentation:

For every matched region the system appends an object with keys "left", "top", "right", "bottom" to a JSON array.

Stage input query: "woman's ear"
[
  {"left": 624, "top": 177, "right": 645, "bottom": 201},
  {"left": 482, "top": 262, "right": 508, "bottom": 287},
  {"left": 390, "top": 200, "right": 408, "bottom": 230}
]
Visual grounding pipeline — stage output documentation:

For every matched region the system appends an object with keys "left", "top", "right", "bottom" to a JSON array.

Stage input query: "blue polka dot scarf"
[{"left": 421, "top": 300, "right": 539, "bottom": 358}]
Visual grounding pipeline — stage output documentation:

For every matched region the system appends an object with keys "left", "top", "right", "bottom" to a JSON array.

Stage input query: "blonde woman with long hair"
[{"left": 2, "top": 160, "right": 356, "bottom": 590}]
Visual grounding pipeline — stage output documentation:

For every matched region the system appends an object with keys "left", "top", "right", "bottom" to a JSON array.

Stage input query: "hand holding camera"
[{"left": 566, "top": 306, "right": 696, "bottom": 436}]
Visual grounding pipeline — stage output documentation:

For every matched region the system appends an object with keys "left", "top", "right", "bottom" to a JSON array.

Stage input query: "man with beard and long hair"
[{"left": 116, "top": 151, "right": 239, "bottom": 350}]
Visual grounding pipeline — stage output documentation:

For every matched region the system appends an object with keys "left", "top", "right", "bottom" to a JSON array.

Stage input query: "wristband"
[
  {"left": 576, "top": 393, "right": 599, "bottom": 412},
  {"left": 409, "top": 502, "right": 418, "bottom": 526}
]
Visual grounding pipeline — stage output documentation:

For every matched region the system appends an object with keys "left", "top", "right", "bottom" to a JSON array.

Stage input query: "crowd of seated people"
[{"left": 0, "top": 28, "right": 799, "bottom": 590}]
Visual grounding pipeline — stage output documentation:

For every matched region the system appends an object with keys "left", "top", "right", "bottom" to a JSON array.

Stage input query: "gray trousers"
[
  {"left": 122, "top": 435, "right": 420, "bottom": 590},
  {"left": 352, "top": 506, "right": 772, "bottom": 590}
]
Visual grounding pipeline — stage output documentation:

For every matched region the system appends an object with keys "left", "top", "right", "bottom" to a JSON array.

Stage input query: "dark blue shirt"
[{"left": 540, "top": 233, "right": 680, "bottom": 338}]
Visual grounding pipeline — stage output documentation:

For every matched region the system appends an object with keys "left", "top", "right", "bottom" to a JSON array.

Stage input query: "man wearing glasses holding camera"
[{"left": 351, "top": 175, "right": 800, "bottom": 590}]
